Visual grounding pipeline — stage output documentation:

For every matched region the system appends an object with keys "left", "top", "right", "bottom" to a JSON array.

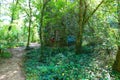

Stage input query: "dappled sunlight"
[
  {"left": 23, "top": 47, "right": 118, "bottom": 79},
  {"left": 0, "top": 0, "right": 120, "bottom": 79},
  {"left": 0, "top": 70, "right": 18, "bottom": 80},
  {"left": 29, "top": 43, "right": 40, "bottom": 48},
  {"left": 0, "top": 75, "right": 6, "bottom": 80},
  {"left": 0, "top": 43, "right": 40, "bottom": 80}
]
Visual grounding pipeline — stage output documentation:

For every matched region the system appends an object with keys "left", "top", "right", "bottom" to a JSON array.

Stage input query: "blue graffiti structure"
[{"left": 67, "top": 35, "right": 75, "bottom": 46}]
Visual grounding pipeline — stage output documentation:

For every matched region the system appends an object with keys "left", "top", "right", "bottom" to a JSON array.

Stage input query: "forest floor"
[
  {"left": 0, "top": 43, "right": 40, "bottom": 80},
  {"left": 23, "top": 46, "right": 120, "bottom": 80},
  {"left": 0, "top": 44, "right": 120, "bottom": 80}
]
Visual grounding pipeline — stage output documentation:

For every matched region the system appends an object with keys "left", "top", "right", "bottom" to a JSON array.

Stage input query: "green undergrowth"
[
  {"left": 0, "top": 52, "right": 12, "bottom": 59},
  {"left": 23, "top": 47, "right": 120, "bottom": 80}
]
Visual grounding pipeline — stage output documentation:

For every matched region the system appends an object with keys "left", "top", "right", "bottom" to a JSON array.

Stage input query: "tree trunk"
[
  {"left": 8, "top": 0, "right": 19, "bottom": 31},
  {"left": 26, "top": 0, "right": 32, "bottom": 49},
  {"left": 75, "top": 0, "right": 84, "bottom": 54},
  {"left": 38, "top": 0, "right": 50, "bottom": 53},
  {"left": 0, "top": 49, "right": 2, "bottom": 54},
  {"left": 112, "top": 0, "right": 120, "bottom": 72},
  {"left": 75, "top": 0, "right": 104, "bottom": 54},
  {"left": 39, "top": 1, "right": 46, "bottom": 49},
  {"left": 113, "top": 47, "right": 120, "bottom": 72}
]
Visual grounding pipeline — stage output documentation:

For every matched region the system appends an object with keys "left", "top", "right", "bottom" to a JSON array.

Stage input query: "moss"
[{"left": 112, "top": 47, "right": 120, "bottom": 72}]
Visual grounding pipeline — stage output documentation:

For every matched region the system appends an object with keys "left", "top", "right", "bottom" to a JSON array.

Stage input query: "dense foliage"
[
  {"left": 24, "top": 48, "right": 120, "bottom": 80},
  {"left": 0, "top": 0, "right": 120, "bottom": 79}
]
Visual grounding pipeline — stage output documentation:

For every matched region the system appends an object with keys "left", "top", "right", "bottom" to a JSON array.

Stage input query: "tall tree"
[
  {"left": 112, "top": 0, "right": 120, "bottom": 72},
  {"left": 75, "top": 0, "right": 104, "bottom": 54},
  {"left": 38, "top": 0, "right": 50, "bottom": 50},
  {"left": 8, "top": 0, "right": 19, "bottom": 31},
  {"left": 75, "top": 0, "right": 84, "bottom": 54},
  {"left": 26, "top": 0, "right": 32, "bottom": 49}
]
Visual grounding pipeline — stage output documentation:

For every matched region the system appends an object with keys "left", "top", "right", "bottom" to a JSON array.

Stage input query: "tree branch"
[{"left": 84, "top": 0, "right": 104, "bottom": 25}]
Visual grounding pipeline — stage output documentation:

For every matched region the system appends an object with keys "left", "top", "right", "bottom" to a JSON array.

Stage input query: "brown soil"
[{"left": 0, "top": 43, "right": 40, "bottom": 80}]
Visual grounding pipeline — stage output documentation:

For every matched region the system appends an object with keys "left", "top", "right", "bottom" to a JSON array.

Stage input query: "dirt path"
[{"left": 0, "top": 43, "right": 40, "bottom": 80}]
